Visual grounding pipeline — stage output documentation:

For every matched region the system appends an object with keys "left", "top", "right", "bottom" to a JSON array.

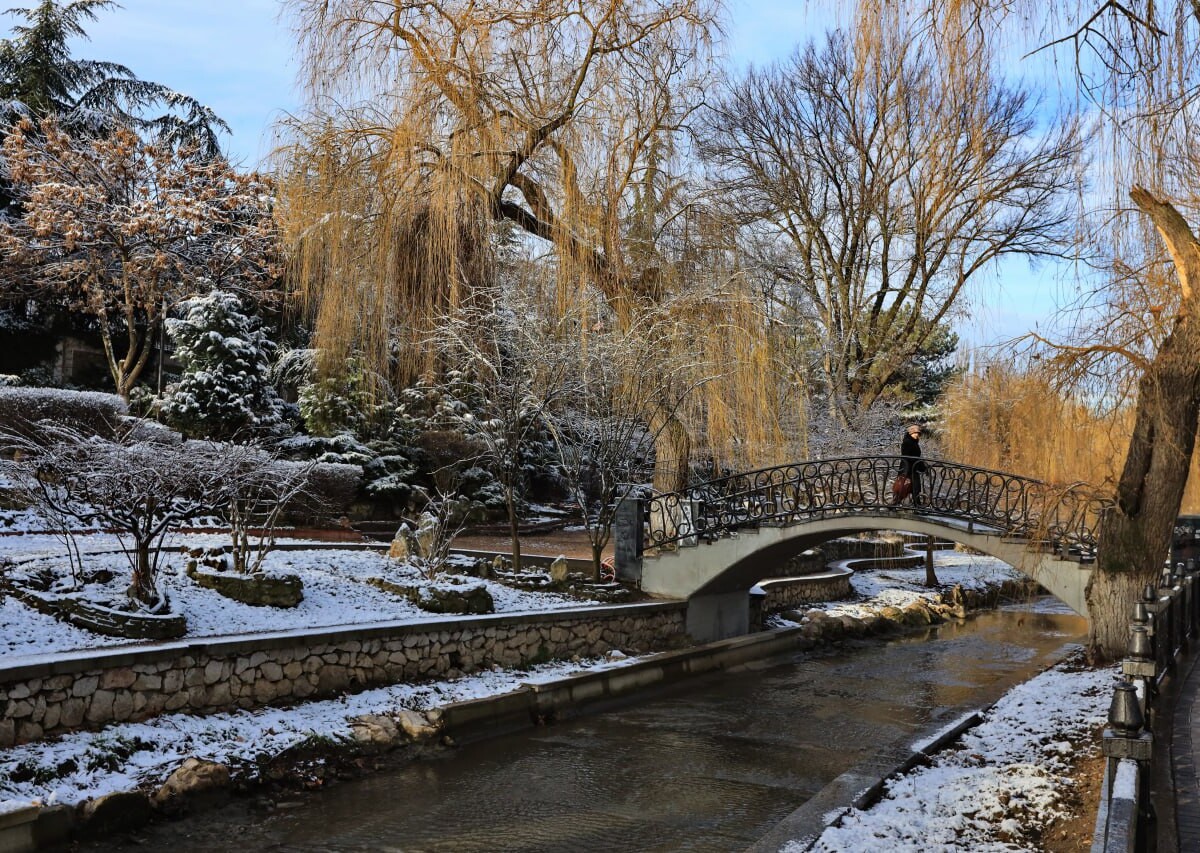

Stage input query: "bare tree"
[
  {"left": 430, "top": 289, "right": 580, "bottom": 572},
  {"left": 1, "top": 423, "right": 235, "bottom": 607},
  {"left": 699, "top": 28, "right": 1079, "bottom": 426},
  {"left": 544, "top": 306, "right": 713, "bottom": 578},
  {"left": 213, "top": 447, "right": 320, "bottom": 575}
]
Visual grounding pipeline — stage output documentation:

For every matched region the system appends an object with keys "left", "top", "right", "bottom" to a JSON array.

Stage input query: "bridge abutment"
[{"left": 686, "top": 590, "right": 751, "bottom": 643}]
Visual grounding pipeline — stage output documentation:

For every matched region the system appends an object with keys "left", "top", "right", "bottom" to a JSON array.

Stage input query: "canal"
[{"left": 85, "top": 599, "right": 1087, "bottom": 852}]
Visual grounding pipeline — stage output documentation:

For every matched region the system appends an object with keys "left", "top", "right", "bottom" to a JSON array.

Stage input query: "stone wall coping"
[
  {"left": 0, "top": 600, "right": 687, "bottom": 684},
  {"left": 757, "top": 567, "right": 853, "bottom": 588}
]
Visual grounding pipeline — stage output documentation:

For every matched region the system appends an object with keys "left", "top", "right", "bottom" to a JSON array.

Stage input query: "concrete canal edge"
[
  {"left": 438, "top": 625, "right": 816, "bottom": 743},
  {"left": 743, "top": 707, "right": 988, "bottom": 853}
]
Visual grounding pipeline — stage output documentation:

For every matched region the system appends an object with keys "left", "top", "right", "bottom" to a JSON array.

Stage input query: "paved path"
[{"left": 1165, "top": 651, "right": 1200, "bottom": 851}]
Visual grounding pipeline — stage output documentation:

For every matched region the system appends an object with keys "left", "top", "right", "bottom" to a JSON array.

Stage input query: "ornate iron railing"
[{"left": 645, "top": 456, "right": 1110, "bottom": 557}]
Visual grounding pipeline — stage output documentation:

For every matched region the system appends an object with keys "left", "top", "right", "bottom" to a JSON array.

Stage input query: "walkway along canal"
[{"left": 80, "top": 600, "right": 1088, "bottom": 852}]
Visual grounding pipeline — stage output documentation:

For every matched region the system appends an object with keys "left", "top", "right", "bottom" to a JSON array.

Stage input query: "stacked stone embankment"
[{"left": 0, "top": 602, "right": 687, "bottom": 748}]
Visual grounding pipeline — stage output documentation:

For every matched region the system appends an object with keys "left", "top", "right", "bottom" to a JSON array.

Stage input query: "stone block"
[
  {"left": 99, "top": 668, "right": 136, "bottom": 690},
  {"left": 60, "top": 698, "right": 85, "bottom": 727},
  {"left": 86, "top": 690, "right": 115, "bottom": 723},
  {"left": 112, "top": 692, "right": 134, "bottom": 721},
  {"left": 261, "top": 661, "right": 283, "bottom": 682},
  {"left": 204, "top": 660, "right": 226, "bottom": 685},
  {"left": 71, "top": 675, "right": 99, "bottom": 698},
  {"left": 16, "top": 720, "right": 44, "bottom": 742}
]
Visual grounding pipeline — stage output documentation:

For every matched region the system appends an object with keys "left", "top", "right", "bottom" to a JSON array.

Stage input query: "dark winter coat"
[{"left": 899, "top": 433, "right": 923, "bottom": 475}]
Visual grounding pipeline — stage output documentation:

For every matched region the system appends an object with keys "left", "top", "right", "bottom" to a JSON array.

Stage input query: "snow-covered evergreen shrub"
[
  {"left": 298, "top": 359, "right": 391, "bottom": 439},
  {"left": 0, "top": 387, "right": 127, "bottom": 439},
  {"left": 162, "top": 290, "right": 284, "bottom": 440}
]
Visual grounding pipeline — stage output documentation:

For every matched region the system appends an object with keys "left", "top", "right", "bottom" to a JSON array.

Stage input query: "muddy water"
[{"left": 86, "top": 603, "right": 1086, "bottom": 852}]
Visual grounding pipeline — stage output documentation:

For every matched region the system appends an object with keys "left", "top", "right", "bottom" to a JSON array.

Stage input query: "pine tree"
[
  {"left": 0, "top": 0, "right": 228, "bottom": 153},
  {"left": 162, "top": 290, "right": 283, "bottom": 441}
]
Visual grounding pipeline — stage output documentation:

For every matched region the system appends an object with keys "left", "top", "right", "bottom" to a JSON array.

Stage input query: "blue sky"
[{"left": 5, "top": 0, "right": 1060, "bottom": 347}]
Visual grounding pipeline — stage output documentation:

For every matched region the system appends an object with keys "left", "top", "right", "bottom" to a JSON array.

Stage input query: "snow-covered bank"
[
  {"left": 802, "top": 659, "right": 1114, "bottom": 852},
  {"left": 0, "top": 652, "right": 641, "bottom": 808},
  {"left": 1, "top": 534, "right": 593, "bottom": 661}
]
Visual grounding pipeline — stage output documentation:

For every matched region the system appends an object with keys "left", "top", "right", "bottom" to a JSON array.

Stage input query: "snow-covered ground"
[
  {"left": 805, "top": 660, "right": 1114, "bottom": 852},
  {"left": 0, "top": 533, "right": 596, "bottom": 661},
  {"left": 0, "top": 533, "right": 1107, "bottom": 846},
  {"left": 0, "top": 652, "right": 639, "bottom": 807}
]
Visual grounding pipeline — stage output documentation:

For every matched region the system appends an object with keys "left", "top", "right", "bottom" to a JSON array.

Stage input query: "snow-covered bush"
[
  {"left": 298, "top": 358, "right": 391, "bottom": 439},
  {"left": 0, "top": 423, "right": 240, "bottom": 608},
  {"left": 162, "top": 290, "right": 284, "bottom": 440},
  {"left": 0, "top": 388, "right": 127, "bottom": 440},
  {"left": 287, "top": 462, "right": 362, "bottom": 523},
  {"left": 212, "top": 447, "right": 318, "bottom": 574}
]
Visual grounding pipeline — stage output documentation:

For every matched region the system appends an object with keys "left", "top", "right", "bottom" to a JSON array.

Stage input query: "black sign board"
[{"left": 1172, "top": 515, "right": 1200, "bottom": 572}]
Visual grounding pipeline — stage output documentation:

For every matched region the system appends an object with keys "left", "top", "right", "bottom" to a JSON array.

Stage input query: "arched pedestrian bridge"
[{"left": 612, "top": 456, "right": 1110, "bottom": 641}]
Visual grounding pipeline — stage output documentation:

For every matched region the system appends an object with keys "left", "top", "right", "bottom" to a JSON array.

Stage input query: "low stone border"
[
  {"left": 757, "top": 568, "right": 854, "bottom": 611},
  {"left": 0, "top": 602, "right": 687, "bottom": 747},
  {"left": 185, "top": 563, "right": 304, "bottom": 608},
  {"left": 4, "top": 583, "right": 187, "bottom": 641}
]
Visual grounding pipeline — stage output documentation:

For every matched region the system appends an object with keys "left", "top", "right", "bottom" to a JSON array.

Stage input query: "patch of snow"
[
  {"left": 0, "top": 537, "right": 595, "bottom": 661},
  {"left": 811, "top": 662, "right": 1115, "bottom": 852}
]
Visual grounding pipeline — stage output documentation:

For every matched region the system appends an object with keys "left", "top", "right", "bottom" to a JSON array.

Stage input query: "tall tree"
[
  {"left": 849, "top": 0, "right": 1200, "bottom": 657},
  {"left": 0, "top": 119, "right": 280, "bottom": 398},
  {"left": 277, "top": 0, "right": 780, "bottom": 490},
  {"left": 0, "top": 0, "right": 228, "bottom": 155},
  {"left": 699, "top": 29, "right": 1079, "bottom": 425}
]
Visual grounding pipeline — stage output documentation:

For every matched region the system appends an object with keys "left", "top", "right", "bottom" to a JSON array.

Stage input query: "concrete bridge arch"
[
  {"left": 613, "top": 456, "right": 1108, "bottom": 642},
  {"left": 634, "top": 512, "right": 1093, "bottom": 641}
]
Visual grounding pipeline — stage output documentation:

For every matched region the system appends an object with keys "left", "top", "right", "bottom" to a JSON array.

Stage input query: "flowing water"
[{"left": 84, "top": 602, "right": 1086, "bottom": 852}]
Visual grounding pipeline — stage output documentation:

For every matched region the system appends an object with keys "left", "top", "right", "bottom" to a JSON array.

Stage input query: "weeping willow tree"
[
  {"left": 275, "top": 0, "right": 785, "bottom": 490},
  {"left": 846, "top": 0, "right": 1200, "bottom": 657}
]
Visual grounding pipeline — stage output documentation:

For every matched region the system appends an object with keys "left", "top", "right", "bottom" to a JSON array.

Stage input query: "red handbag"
[{"left": 891, "top": 474, "right": 912, "bottom": 502}]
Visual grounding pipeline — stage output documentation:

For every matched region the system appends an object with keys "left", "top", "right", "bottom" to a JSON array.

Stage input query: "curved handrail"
[{"left": 644, "top": 456, "right": 1111, "bottom": 556}]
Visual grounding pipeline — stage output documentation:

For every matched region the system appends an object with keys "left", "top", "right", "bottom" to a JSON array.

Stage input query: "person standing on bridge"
[{"left": 899, "top": 424, "right": 926, "bottom": 507}]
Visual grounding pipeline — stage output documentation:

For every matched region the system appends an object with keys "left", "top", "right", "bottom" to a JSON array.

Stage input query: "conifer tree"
[{"left": 162, "top": 290, "right": 283, "bottom": 441}]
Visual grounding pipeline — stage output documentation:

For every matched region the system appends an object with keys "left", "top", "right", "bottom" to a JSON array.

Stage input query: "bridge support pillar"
[
  {"left": 687, "top": 590, "right": 750, "bottom": 643},
  {"left": 613, "top": 496, "right": 643, "bottom": 583}
]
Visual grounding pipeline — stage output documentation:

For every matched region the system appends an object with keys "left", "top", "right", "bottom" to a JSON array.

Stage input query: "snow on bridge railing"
[{"left": 642, "top": 456, "right": 1111, "bottom": 557}]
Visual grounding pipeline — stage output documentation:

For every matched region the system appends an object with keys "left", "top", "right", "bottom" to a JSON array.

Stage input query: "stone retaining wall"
[
  {"left": 776, "top": 536, "right": 907, "bottom": 575},
  {"left": 0, "top": 602, "right": 687, "bottom": 748},
  {"left": 759, "top": 569, "right": 854, "bottom": 610}
]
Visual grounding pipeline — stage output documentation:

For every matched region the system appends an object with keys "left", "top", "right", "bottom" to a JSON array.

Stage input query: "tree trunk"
[
  {"left": 1087, "top": 186, "right": 1200, "bottom": 660},
  {"left": 505, "top": 484, "right": 523, "bottom": 573},
  {"left": 649, "top": 404, "right": 691, "bottom": 493},
  {"left": 130, "top": 541, "right": 157, "bottom": 606},
  {"left": 925, "top": 534, "right": 939, "bottom": 587},
  {"left": 591, "top": 541, "right": 604, "bottom": 582}
]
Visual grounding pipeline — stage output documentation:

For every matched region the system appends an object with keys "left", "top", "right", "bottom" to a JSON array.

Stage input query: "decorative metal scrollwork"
[{"left": 644, "top": 456, "right": 1110, "bottom": 556}]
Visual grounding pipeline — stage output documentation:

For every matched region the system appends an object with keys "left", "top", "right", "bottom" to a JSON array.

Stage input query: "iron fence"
[{"left": 644, "top": 456, "right": 1109, "bottom": 556}]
